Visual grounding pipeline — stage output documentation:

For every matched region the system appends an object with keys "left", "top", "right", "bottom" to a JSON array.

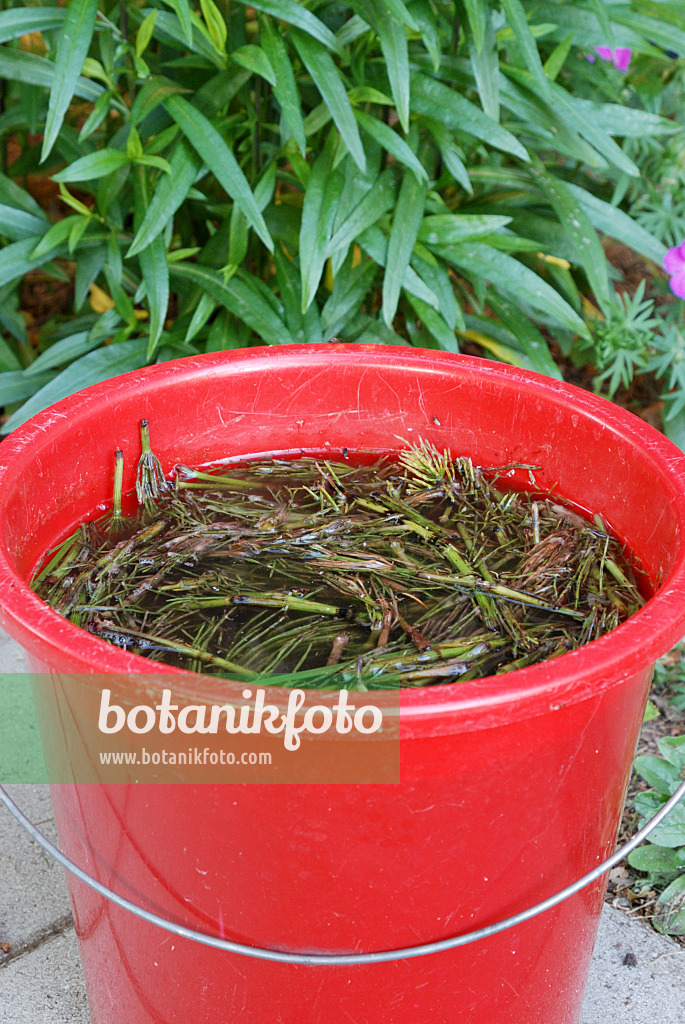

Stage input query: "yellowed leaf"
[
  {"left": 90, "top": 283, "right": 115, "bottom": 313},
  {"left": 536, "top": 252, "right": 571, "bottom": 270}
]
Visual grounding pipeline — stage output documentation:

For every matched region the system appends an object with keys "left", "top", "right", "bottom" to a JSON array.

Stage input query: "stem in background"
[
  {"left": 119, "top": 0, "right": 130, "bottom": 44},
  {"left": 452, "top": 8, "right": 460, "bottom": 54},
  {"left": 0, "top": 79, "right": 6, "bottom": 177},
  {"left": 252, "top": 77, "right": 262, "bottom": 178}
]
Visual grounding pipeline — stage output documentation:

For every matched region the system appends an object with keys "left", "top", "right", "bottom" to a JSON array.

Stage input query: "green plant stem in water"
[{"left": 32, "top": 436, "right": 645, "bottom": 688}]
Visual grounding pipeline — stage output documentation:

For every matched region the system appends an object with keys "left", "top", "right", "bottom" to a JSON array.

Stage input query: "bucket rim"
[{"left": 1, "top": 343, "right": 685, "bottom": 728}]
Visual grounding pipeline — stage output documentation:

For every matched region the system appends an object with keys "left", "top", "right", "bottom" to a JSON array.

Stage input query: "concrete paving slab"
[
  {"left": 0, "top": 928, "right": 89, "bottom": 1024},
  {"left": 0, "top": 630, "right": 27, "bottom": 673},
  {"left": 580, "top": 905, "right": 685, "bottom": 1023},
  {"left": 0, "top": 786, "right": 73, "bottom": 951}
]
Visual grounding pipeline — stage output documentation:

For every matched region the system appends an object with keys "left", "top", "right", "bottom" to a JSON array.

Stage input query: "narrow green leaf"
[
  {"left": 371, "top": 0, "right": 410, "bottom": 133},
  {"left": 185, "top": 293, "right": 218, "bottom": 344},
  {"left": 299, "top": 140, "right": 343, "bottom": 312},
  {"left": 321, "top": 258, "right": 377, "bottom": 341},
  {"left": 0, "top": 48, "right": 102, "bottom": 101},
  {"left": 127, "top": 140, "right": 203, "bottom": 258},
  {"left": 350, "top": 313, "right": 408, "bottom": 346},
  {"left": 79, "top": 91, "right": 111, "bottom": 141},
  {"left": 134, "top": 155, "right": 173, "bottom": 175},
  {"left": 163, "top": 94, "right": 273, "bottom": 251},
  {"left": 411, "top": 256, "right": 464, "bottom": 330},
  {"left": 0, "top": 205, "right": 48, "bottom": 242},
  {"left": 75, "top": 244, "right": 106, "bottom": 310},
  {"left": 31, "top": 216, "right": 83, "bottom": 259},
  {"left": 231, "top": 44, "right": 276, "bottom": 84},
  {"left": 199, "top": 0, "right": 227, "bottom": 54},
  {"left": 565, "top": 184, "right": 666, "bottom": 266},
  {"left": 410, "top": 73, "right": 528, "bottom": 161},
  {"left": 405, "top": 292, "right": 459, "bottom": 351},
  {"left": 0, "top": 7, "right": 67, "bottom": 43},
  {"left": 162, "top": 0, "right": 194, "bottom": 46},
  {"left": 0, "top": 172, "right": 46, "bottom": 221},
  {"left": 2, "top": 340, "right": 149, "bottom": 434},
  {"left": 0, "top": 237, "right": 65, "bottom": 290},
  {"left": 418, "top": 214, "right": 511, "bottom": 245},
  {"left": 324, "top": 168, "right": 397, "bottom": 260},
  {"left": 588, "top": 0, "right": 614, "bottom": 46},
  {"left": 420, "top": 118, "right": 472, "bottom": 193},
  {"left": 292, "top": 30, "right": 366, "bottom": 173},
  {"left": 0, "top": 332, "right": 23, "bottom": 371},
  {"left": 468, "top": 5, "right": 499, "bottom": 121},
  {"left": 68, "top": 216, "right": 89, "bottom": 253},
  {"left": 529, "top": 163, "right": 610, "bottom": 309},
  {"left": 146, "top": 9, "right": 222, "bottom": 64},
  {"left": 130, "top": 79, "right": 186, "bottom": 127},
  {"left": 53, "top": 149, "right": 130, "bottom": 183},
  {"left": 612, "top": 9, "right": 685, "bottom": 58},
  {"left": 136, "top": 10, "right": 158, "bottom": 57},
  {"left": 368, "top": 0, "right": 419, "bottom": 31},
  {"left": 500, "top": 0, "right": 551, "bottom": 99},
  {"left": 274, "top": 246, "right": 324, "bottom": 344},
  {"left": 543, "top": 32, "right": 574, "bottom": 82},
  {"left": 42, "top": 0, "right": 99, "bottom": 162},
  {"left": 358, "top": 225, "right": 439, "bottom": 310},
  {"left": 261, "top": 18, "right": 306, "bottom": 155},
  {"left": 349, "top": 86, "right": 393, "bottom": 106},
  {"left": 170, "top": 263, "right": 294, "bottom": 345},
  {"left": 409, "top": 0, "right": 440, "bottom": 71},
  {"left": 525, "top": 72, "right": 639, "bottom": 177},
  {"left": 383, "top": 174, "right": 427, "bottom": 325},
  {"left": 575, "top": 100, "right": 676, "bottom": 140},
  {"left": 486, "top": 292, "right": 562, "bottom": 379},
  {"left": 444, "top": 242, "right": 587, "bottom": 335},
  {"left": 234, "top": 0, "right": 340, "bottom": 52},
  {"left": 354, "top": 111, "right": 426, "bottom": 183},
  {"left": 462, "top": 0, "right": 487, "bottom": 53},
  {"left": 25, "top": 331, "right": 100, "bottom": 375},
  {"left": 134, "top": 169, "right": 169, "bottom": 359},
  {"left": 0, "top": 370, "right": 57, "bottom": 408}
]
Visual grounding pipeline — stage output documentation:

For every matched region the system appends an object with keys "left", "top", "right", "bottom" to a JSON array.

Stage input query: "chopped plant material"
[{"left": 32, "top": 427, "right": 645, "bottom": 689}]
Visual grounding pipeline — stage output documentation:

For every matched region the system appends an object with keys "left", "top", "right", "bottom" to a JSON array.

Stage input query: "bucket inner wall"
[{"left": 2, "top": 347, "right": 685, "bottom": 1024}]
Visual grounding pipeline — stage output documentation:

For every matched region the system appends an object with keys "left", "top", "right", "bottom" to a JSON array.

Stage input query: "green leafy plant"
[
  {"left": 628, "top": 735, "right": 685, "bottom": 936},
  {"left": 0, "top": 0, "right": 678, "bottom": 433},
  {"left": 577, "top": 281, "right": 658, "bottom": 397}
]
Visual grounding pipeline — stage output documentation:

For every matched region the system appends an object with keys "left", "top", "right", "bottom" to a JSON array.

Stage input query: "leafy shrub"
[
  {"left": 0, "top": 0, "right": 679, "bottom": 431},
  {"left": 628, "top": 735, "right": 685, "bottom": 936}
]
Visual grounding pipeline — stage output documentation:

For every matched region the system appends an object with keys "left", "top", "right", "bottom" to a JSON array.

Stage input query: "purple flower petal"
[
  {"left": 664, "top": 242, "right": 685, "bottom": 276},
  {"left": 669, "top": 268, "right": 685, "bottom": 300},
  {"left": 592, "top": 46, "right": 632, "bottom": 72},
  {"left": 613, "top": 48, "right": 632, "bottom": 72}
]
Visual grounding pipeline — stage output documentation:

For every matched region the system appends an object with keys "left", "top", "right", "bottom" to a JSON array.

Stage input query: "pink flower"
[
  {"left": 587, "top": 46, "right": 633, "bottom": 72},
  {"left": 664, "top": 242, "right": 685, "bottom": 300}
]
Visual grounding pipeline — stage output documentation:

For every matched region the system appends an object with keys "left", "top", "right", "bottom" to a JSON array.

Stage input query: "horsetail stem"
[
  {"left": 112, "top": 450, "right": 124, "bottom": 517},
  {"left": 32, "top": 435, "right": 645, "bottom": 688}
]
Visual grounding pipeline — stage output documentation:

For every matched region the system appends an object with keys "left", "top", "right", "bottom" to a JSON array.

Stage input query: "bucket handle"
[{"left": 1, "top": 779, "right": 684, "bottom": 966}]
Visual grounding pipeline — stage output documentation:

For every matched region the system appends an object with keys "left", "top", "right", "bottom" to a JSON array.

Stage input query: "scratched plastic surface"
[{"left": 2, "top": 346, "right": 685, "bottom": 1024}]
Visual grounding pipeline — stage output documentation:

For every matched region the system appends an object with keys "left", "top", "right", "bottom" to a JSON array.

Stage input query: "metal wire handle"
[{"left": 1, "top": 779, "right": 684, "bottom": 966}]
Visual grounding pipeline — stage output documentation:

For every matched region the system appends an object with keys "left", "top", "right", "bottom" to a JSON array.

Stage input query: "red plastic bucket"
[{"left": 2, "top": 345, "right": 685, "bottom": 1024}]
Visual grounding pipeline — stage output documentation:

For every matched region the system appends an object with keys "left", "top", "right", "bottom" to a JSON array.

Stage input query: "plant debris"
[{"left": 32, "top": 427, "right": 645, "bottom": 689}]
